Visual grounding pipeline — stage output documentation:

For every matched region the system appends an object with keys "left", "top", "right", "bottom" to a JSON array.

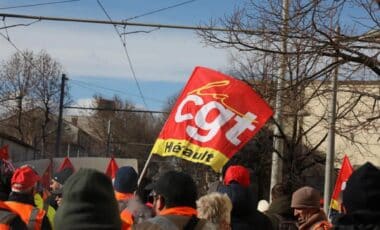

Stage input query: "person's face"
[
  {"left": 151, "top": 191, "right": 164, "bottom": 216},
  {"left": 50, "top": 180, "right": 61, "bottom": 191},
  {"left": 55, "top": 194, "right": 63, "bottom": 207},
  {"left": 294, "top": 208, "right": 315, "bottom": 223}
]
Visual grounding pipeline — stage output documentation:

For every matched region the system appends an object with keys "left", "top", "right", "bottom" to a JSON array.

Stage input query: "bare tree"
[
  {"left": 0, "top": 50, "right": 67, "bottom": 157},
  {"left": 198, "top": 0, "right": 379, "bottom": 188},
  {"left": 0, "top": 51, "right": 35, "bottom": 141}
]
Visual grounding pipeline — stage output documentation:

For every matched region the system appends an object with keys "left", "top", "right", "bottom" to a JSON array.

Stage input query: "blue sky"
[
  {"left": 0, "top": 0, "right": 243, "bottom": 112},
  {"left": 0, "top": 0, "right": 372, "bottom": 112}
]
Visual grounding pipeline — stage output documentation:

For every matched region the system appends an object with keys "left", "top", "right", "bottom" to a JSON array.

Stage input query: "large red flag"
[
  {"left": 105, "top": 157, "right": 119, "bottom": 179},
  {"left": 58, "top": 157, "right": 75, "bottom": 172},
  {"left": 151, "top": 66, "right": 273, "bottom": 172},
  {"left": 330, "top": 155, "right": 354, "bottom": 211},
  {"left": 0, "top": 145, "right": 9, "bottom": 160}
]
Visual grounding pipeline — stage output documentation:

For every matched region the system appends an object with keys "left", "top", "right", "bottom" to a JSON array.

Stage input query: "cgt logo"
[{"left": 174, "top": 80, "right": 257, "bottom": 146}]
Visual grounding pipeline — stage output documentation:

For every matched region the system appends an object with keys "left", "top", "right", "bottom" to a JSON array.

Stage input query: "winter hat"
[
  {"left": 11, "top": 165, "right": 40, "bottom": 192},
  {"left": 55, "top": 168, "right": 121, "bottom": 230},
  {"left": 113, "top": 166, "right": 138, "bottom": 193},
  {"left": 342, "top": 162, "right": 380, "bottom": 212},
  {"left": 154, "top": 171, "right": 197, "bottom": 208},
  {"left": 291, "top": 186, "right": 320, "bottom": 209},
  {"left": 53, "top": 168, "right": 74, "bottom": 185},
  {"left": 224, "top": 165, "right": 250, "bottom": 188}
]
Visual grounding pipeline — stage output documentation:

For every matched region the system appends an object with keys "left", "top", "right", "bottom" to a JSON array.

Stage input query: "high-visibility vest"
[
  {"left": 120, "top": 209, "right": 133, "bottom": 230},
  {"left": 0, "top": 210, "right": 13, "bottom": 230},
  {"left": 0, "top": 201, "right": 20, "bottom": 230},
  {"left": 4, "top": 201, "right": 45, "bottom": 230},
  {"left": 34, "top": 194, "right": 55, "bottom": 229}
]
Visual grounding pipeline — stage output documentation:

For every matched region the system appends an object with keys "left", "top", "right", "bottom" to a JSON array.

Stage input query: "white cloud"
[
  {"left": 65, "top": 97, "right": 95, "bottom": 116},
  {"left": 0, "top": 21, "right": 230, "bottom": 82}
]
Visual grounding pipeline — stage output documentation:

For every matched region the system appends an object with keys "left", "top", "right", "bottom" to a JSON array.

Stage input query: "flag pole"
[{"left": 137, "top": 152, "right": 153, "bottom": 186}]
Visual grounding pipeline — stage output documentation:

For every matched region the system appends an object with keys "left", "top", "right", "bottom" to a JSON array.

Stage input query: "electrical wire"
[
  {"left": 0, "top": 0, "right": 80, "bottom": 10},
  {"left": 97, "top": 0, "right": 150, "bottom": 111},
  {"left": 125, "top": 0, "right": 197, "bottom": 21},
  {"left": 70, "top": 79, "right": 167, "bottom": 104}
]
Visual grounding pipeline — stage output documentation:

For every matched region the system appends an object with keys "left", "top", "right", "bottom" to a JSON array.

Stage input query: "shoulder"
[{"left": 133, "top": 215, "right": 178, "bottom": 230}]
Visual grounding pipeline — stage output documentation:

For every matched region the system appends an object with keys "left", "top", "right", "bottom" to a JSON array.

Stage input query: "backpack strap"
[{"left": 183, "top": 215, "right": 199, "bottom": 230}]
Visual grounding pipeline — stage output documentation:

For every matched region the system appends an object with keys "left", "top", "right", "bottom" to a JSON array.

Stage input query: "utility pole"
[
  {"left": 323, "top": 26, "right": 340, "bottom": 214},
  {"left": 55, "top": 74, "right": 67, "bottom": 159},
  {"left": 270, "top": 0, "right": 289, "bottom": 201},
  {"left": 106, "top": 120, "right": 111, "bottom": 157}
]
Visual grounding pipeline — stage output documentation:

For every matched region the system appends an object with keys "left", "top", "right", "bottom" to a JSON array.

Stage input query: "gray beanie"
[
  {"left": 55, "top": 168, "right": 121, "bottom": 230},
  {"left": 291, "top": 186, "right": 320, "bottom": 209}
]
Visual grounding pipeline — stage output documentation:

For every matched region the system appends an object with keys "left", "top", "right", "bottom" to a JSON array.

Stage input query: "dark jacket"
[
  {"left": 265, "top": 196, "right": 297, "bottom": 230},
  {"left": 7, "top": 192, "right": 52, "bottom": 230},
  {"left": 218, "top": 183, "right": 273, "bottom": 230},
  {"left": 333, "top": 211, "right": 380, "bottom": 230},
  {"left": 133, "top": 214, "right": 214, "bottom": 230}
]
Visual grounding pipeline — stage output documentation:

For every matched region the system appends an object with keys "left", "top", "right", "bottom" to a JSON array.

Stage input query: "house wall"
[
  {"left": 0, "top": 137, "right": 36, "bottom": 162},
  {"left": 303, "top": 82, "right": 380, "bottom": 167}
]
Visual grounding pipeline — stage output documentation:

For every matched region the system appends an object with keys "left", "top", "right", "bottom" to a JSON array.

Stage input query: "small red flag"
[
  {"left": 105, "top": 157, "right": 119, "bottom": 179},
  {"left": 330, "top": 155, "right": 354, "bottom": 211},
  {"left": 0, "top": 145, "right": 9, "bottom": 160},
  {"left": 58, "top": 157, "right": 75, "bottom": 172}
]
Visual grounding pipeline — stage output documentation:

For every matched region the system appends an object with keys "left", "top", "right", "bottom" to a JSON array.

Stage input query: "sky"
[
  {"left": 0, "top": 1, "right": 371, "bottom": 113},
  {"left": 0, "top": 0, "right": 243, "bottom": 112}
]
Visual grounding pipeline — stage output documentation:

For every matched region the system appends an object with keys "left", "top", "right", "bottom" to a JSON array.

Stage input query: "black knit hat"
[
  {"left": 53, "top": 168, "right": 74, "bottom": 185},
  {"left": 55, "top": 168, "right": 121, "bottom": 230},
  {"left": 113, "top": 166, "right": 138, "bottom": 193},
  {"left": 154, "top": 171, "right": 197, "bottom": 208},
  {"left": 342, "top": 162, "right": 380, "bottom": 213}
]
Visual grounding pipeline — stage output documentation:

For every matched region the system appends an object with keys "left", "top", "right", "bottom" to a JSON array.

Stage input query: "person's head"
[
  {"left": 50, "top": 168, "right": 73, "bottom": 191},
  {"left": 113, "top": 166, "right": 138, "bottom": 194},
  {"left": 223, "top": 165, "right": 250, "bottom": 188},
  {"left": 11, "top": 165, "right": 40, "bottom": 194},
  {"left": 0, "top": 161, "right": 13, "bottom": 201},
  {"left": 291, "top": 186, "right": 321, "bottom": 222},
  {"left": 197, "top": 192, "right": 232, "bottom": 230},
  {"left": 152, "top": 171, "right": 197, "bottom": 214},
  {"left": 271, "top": 183, "right": 290, "bottom": 201},
  {"left": 342, "top": 162, "right": 380, "bottom": 213},
  {"left": 55, "top": 168, "right": 121, "bottom": 230},
  {"left": 257, "top": 199, "right": 269, "bottom": 212}
]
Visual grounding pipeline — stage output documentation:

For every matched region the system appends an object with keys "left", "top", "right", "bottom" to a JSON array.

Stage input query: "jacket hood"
[{"left": 55, "top": 168, "right": 121, "bottom": 230}]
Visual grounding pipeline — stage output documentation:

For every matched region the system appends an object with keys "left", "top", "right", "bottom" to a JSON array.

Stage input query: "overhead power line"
[
  {"left": 97, "top": 0, "right": 149, "bottom": 110},
  {"left": 125, "top": 0, "right": 197, "bottom": 21},
  {"left": 0, "top": 13, "right": 256, "bottom": 33},
  {"left": 64, "top": 106, "right": 168, "bottom": 114},
  {"left": 0, "top": 0, "right": 80, "bottom": 10}
]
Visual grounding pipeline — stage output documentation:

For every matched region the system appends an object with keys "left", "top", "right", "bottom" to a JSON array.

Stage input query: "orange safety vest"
[
  {"left": 120, "top": 209, "right": 133, "bottom": 230},
  {"left": 4, "top": 201, "right": 45, "bottom": 230},
  {"left": 0, "top": 202, "right": 18, "bottom": 230},
  {"left": 116, "top": 192, "right": 134, "bottom": 230}
]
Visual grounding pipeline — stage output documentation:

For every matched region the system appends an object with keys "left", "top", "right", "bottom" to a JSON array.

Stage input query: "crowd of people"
[{"left": 0, "top": 160, "right": 379, "bottom": 230}]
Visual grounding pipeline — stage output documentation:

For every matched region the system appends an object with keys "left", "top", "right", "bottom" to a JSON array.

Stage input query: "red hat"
[
  {"left": 11, "top": 165, "right": 40, "bottom": 192},
  {"left": 224, "top": 165, "right": 250, "bottom": 188}
]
